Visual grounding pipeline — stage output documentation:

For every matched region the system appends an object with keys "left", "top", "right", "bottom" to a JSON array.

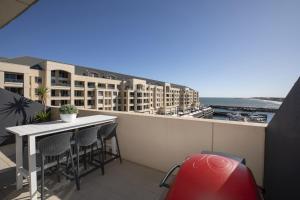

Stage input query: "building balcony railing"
[
  {"left": 51, "top": 83, "right": 71, "bottom": 87},
  {"left": 4, "top": 78, "right": 23, "bottom": 83}
]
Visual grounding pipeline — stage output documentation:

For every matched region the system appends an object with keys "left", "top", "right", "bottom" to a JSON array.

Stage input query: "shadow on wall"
[
  {"left": 0, "top": 97, "right": 33, "bottom": 125},
  {"left": 0, "top": 88, "right": 44, "bottom": 145}
]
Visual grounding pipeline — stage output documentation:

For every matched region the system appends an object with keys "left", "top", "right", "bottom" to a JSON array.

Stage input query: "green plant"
[
  {"left": 36, "top": 87, "right": 49, "bottom": 112},
  {"left": 35, "top": 111, "right": 51, "bottom": 122},
  {"left": 59, "top": 104, "right": 78, "bottom": 114}
]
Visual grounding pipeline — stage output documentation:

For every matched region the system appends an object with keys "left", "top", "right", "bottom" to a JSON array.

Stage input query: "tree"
[{"left": 36, "top": 87, "right": 48, "bottom": 112}]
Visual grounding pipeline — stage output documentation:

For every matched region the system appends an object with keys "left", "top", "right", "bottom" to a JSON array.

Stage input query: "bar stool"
[
  {"left": 76, "top": 126, "right": 104, "bottom": 179},
  {"left": 98, "top": 123, "right": 122, "bottom": 163},
  {"left": 38, "top": 132, "right": 79, "bottom": 200}
]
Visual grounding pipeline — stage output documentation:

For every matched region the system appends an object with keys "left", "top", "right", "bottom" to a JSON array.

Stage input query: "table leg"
[
  {"left": 15, "top": 135, "right": 23, "bottom": 190},
  {"left": 111, "top": 137, "right": 117, "bottom": 155},
  {"left": 111, "top": 119, "right": 117, "bottom": 155},
  {"left": 28, "top": 135, "right": 38, "bottom": 200}
]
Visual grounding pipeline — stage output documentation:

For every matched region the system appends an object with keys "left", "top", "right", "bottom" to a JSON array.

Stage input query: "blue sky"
[{"left": 0, "top": 0, "right": 299, "bottom": 97}]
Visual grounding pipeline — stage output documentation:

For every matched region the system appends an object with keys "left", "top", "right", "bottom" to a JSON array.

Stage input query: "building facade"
[{"left": 0, "top": 56, "right": 200, "bottom": 115}]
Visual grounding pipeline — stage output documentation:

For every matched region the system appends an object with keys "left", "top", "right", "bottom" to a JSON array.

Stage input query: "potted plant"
[
  {"left": 59, "top": 104, "right": 78, "bottom": 122},
  {"left": 35, "top": 87, "right": 51, "bottom": 123},
  {"left": 35, "top": 111, "right": 51, "bottom": 122}
]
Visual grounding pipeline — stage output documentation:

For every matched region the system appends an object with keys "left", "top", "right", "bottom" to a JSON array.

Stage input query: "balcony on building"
[
  {"left": 107, "top": 84, "right": 115, "bottom": 90},
  {"left": 75, "top": 81, "right": 85, "bottom": 88},
  {"left": 98, "top": 83, "right": 106, "bottom": 89},
  {"left": 88, "top": 82, "right": 96, "bottom": 89},
  {"left": 4, "top": 72, "right": 24, "bottom": 84}
]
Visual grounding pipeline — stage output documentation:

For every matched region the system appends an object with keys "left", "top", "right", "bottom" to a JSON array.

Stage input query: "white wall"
[{"left": 51, "top": 108, "right": 266, "bottom": 186}]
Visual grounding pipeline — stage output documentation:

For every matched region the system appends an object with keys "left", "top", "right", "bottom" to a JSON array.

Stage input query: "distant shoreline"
[{"left": 252, "top": 97, "right": 284, "bottom": 103}]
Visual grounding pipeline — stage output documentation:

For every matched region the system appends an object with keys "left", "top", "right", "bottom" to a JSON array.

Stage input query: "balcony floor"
[{"left": 0, "top": 145, "right": 167, "bottom": 200}]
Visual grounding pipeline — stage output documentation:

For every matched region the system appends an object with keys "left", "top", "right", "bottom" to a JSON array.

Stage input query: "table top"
[{"left": 6, "top": 115, "right": 117, "bottom": 137}]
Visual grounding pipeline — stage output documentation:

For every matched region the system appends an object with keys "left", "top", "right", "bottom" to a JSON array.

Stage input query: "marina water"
[{"left": 200, "top": 97, "right": 281, "bottom": 123}]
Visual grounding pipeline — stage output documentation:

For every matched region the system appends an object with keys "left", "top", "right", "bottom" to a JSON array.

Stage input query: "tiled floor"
[{"left": 0, "top": 145, "right": 168, "bottom": 200}]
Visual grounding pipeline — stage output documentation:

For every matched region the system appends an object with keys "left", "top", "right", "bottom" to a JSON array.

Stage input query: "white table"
[{"left": 6, "top": 115, "right": 117, "bottom": 200}]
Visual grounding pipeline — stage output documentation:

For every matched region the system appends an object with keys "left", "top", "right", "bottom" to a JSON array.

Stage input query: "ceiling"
[{"left": 0, "top": 0, "right": 37, "bottom": 29}]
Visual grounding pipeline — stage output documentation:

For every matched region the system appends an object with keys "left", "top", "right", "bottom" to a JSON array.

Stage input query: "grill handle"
[{"left": 159, "top": 164, "right": 181, "bottom": 188}]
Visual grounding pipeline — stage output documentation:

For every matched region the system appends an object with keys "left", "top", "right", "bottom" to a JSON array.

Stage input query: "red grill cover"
[{"left": 165, "top": 154, "right": 262, "bottom": 200}]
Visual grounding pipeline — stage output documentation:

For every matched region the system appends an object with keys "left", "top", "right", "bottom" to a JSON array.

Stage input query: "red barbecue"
[{"left": 160, "top": 153, "right": 263, "bottom": 200}]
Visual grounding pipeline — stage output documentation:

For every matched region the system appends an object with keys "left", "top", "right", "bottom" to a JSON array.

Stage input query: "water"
[
  {"left": 200, "top": 97, "right": 282, "bottom": 123},
  {"left": 200, "top": 97, "right": 281, "bottom": 109}
]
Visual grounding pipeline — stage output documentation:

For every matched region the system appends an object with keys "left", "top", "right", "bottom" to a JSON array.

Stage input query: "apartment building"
[{"left": 0, "top": 56, "right": 200, "bottom": 114}]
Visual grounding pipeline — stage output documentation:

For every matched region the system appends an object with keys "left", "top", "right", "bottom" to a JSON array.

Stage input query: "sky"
[{"left": 0, "top": 0, "right": 299, "bottom": 97}]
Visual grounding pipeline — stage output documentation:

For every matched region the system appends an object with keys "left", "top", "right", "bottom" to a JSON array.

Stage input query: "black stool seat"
[
  {"left": 37, "top": 132, "right": 79, "bottom": 200},
  {"left": 98, "top": 123, "right": 122, "bottom": 164},
  {"left": 76, "top": 126, "right": 105, "bottom": 178}
]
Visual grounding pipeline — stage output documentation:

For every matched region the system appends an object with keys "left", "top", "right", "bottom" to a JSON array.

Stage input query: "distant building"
[{"left": 0, "top": 56, "right": 200, "bottom": 114}]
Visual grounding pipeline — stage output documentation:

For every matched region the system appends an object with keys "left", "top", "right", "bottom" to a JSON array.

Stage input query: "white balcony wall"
[{"left": 51, "top": 107, "right": 266, "bottom": 186}]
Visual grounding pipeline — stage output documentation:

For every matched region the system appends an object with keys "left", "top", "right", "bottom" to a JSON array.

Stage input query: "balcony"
[
  {"left": 4, "top": 78, "right": 23, "bottom": 83},
  {"left": 75, "top": 81, "right": 85, "bottom": 88},
  {"left": 1, "top": 84, "right": 298, "bottom": 200}
]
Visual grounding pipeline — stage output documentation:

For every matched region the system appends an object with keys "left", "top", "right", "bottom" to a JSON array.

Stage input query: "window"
[
  {"left": 51, "top": 90, "right": 56, "bottom": 96},
  {"left": 4, "top": 73, "right": 23, "bottom": 83},
  {"left": 75, "top": 90, "right": 83, "bottom": 97},
  {"left": 59, "top": 71, "right": 68, "bottom": 78},
  {"left": 35, "top": 77, "right": 42, "bottom": 84},
  {"left": 61, "top": 90, "right": 69, "bottom": 97},
  {"left": 98, "top": 83, "right": 106, "bottom": 88},
  {"left": 105, "top": 91, "right": 111, "bottom": 97},
  {"left": 108, "top": 84, "right": 115, "bottom": 89},
  {"left": 98, "top": 99, "right": 103, "bottom": 104},
  {"left": 75, "top": 81, "right": 84, "bottom": 87},
  {"left": 61, "top": 100, "right": 68, "bottom": 105},
  {"left": 88, "top": 100, "right": 95, "bottom": 106},
  {"left": 88, "top": 91, "right": 94, "bottom": 97},
  {"left": 75, "top": 100, "right": 84, "bottom": 106},
  {"left": 5, "top": 87, "right": 23, "bottom": 95},
  {"left": 88, "top": 82, "right": 95, "bottom": 88}
]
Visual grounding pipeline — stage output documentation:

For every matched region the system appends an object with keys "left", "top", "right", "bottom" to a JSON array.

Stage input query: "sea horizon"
[{"left": 200, "top": 97, "right": 282, "bottom": 109}]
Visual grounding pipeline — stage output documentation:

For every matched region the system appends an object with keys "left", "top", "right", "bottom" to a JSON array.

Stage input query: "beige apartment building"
[{"left": 0, "top": 56, "right": 200, "bottom": 115}]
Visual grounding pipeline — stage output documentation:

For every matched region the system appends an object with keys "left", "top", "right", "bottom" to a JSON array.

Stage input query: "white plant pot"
[{"left": 60, "top": 113, "right": 77, "bottom": 122}]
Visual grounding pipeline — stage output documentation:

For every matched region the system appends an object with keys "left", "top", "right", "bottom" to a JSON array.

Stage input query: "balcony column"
[
  {"left": 110, "top": 91, "right": 113, "bottom": 110},
  {"left": 0, "top": 71, "right": 4, "bottom": 88},
  {"left": 95, "top": 85, "right": 99, "bottom": 109},
  {"left": 70, "top": 74, "right": 74, "bottom": 105},
  {"left": 84, "top": 81, "right": 88, "bottom": 109},
  {"left": 45, "top": 65, "right": 52, "bottom": 106},
  {"left": 134, "top": 91, "right": 137, "bottom": 112},
  {"left": 29, "top": 76, "right": 35, "bottom": 100},
  {"left": 23, "top": 73, "right": 30, "bottom": 98}
]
